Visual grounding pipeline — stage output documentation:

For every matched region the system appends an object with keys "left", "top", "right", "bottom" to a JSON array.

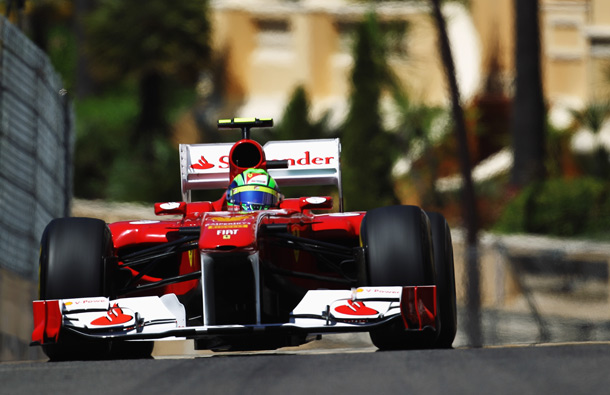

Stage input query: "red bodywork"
[
  {"left": 88, "top": 131, "right": 375, "bottom": 333},
  {"left": 107, "top": 198, "right": 365, "bottom": 299},
  {"left": 31, "top": 120, "right": 442, "bottom": 352}
]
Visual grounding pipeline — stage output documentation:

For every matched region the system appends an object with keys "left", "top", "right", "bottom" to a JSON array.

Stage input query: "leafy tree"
[
  {"left": 26, "top": 0, "right": 69, "bottom": 51},
  {"left": 85, "top": 0, "right": 211, "bottom": 152},
  {"left": 341, "top": 13, "right": 399, "bottom": 211},
  {"left": 73, "top": 90, "right": 139, "bottom": 199},
  {"left": 273, "top": 85, "right": 333, "bottom": 199},
  {"left": 274, "top": 86, "right": 329, "bottom": 141},
  {"left": 70, "top": 0, "right": 212, "bottom": 202},
  {"left": 25, "top": 1, "right": 77, "bottom": 91}
]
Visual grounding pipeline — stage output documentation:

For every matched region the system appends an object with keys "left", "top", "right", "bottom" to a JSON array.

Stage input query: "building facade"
[{"left": 210, "top": 0, "right": 610, "bottom": 126}]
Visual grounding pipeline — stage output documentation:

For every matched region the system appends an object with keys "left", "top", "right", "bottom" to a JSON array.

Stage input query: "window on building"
[{"left": 256, "top": 18, "right": 292, "bottom": 49}]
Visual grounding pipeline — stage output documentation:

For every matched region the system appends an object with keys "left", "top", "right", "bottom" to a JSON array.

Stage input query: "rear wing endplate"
[{"left": 179, "top": 138, "right": 343, "bottom": 209}]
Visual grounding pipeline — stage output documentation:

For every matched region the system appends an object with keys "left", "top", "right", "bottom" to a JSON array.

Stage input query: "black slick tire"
[
  {"left": 39, "top": 217, "right": 153, "bottom": 360},
  {"left": 39, "top": 217, "right": 113, "bottom": 361},
  {"left": 426, "top": 211, "right": 457, "bottom": 348},
  {"left": 360, "top": 205, "right": 435, "bottom": 350}
]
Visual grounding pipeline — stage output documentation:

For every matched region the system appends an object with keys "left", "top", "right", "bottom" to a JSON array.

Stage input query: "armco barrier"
[
  {"left": 452, "top": 230, "right": 610, "bottom": 346},
  {"left": 0, "top": 16, "right": 73, "bottom": 361}
]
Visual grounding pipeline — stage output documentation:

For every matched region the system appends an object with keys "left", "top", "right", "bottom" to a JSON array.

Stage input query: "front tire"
[
  {"left": 39, "top": 217, "right": 154, "bottom": 360},
  {"left": 360, "top": 205, "right": 436, "bottom": 350},
  {"left": 426, "top": 211, "right": 457, "bottom": 348},
  {"left": 39, "top": 217, "right": 113, "bottom": 360}
]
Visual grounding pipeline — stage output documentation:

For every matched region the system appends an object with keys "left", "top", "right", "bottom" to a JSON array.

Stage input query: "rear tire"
[
  {"left": 39, "top": 217, "right": 153, "bottom": 360},
  {"left": 426, "top": 211, "right": 457, "bottom": 348},
  {"left": 360, "top": 206, "right": 436, "bottom": 350}
]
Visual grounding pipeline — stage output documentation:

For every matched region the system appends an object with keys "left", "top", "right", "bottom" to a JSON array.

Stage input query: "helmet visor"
[{"left": 227, "top": 185, "right": 279, "bottom": 210}]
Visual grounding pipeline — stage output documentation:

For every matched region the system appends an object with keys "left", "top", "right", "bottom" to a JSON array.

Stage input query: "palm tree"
[
  {"left": 429, "top": 0, "right": 482, "bottom": 347},
  {"left": 570, "top": 101, "right": 610, "bottom": 178},
  {"left": 341, "top": 13, "right": 400, "bottom": 211},
  {"left": 393, "top": 90, "right": 448, "bottom": 208},
  {"left": 510, "top": 0, "right": 546, "bottom": 186}
]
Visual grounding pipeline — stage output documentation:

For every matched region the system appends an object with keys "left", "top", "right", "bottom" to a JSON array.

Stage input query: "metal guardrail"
[
  {"left": 0, "top": 15, "right": 72, "bottom": 361},
  {"left": 0, "top": 15, "right": 73, "bottom": 278},
  {"left": 452, "top": 230, "right": 610, "bottom": 346}
]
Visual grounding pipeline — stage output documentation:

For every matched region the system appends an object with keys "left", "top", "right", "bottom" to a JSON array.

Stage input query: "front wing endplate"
[{"left": 31, "top": 286, "right": 436, "bottom": 345}]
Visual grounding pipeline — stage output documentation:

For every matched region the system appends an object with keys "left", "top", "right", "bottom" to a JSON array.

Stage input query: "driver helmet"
[{"left": 227, "top": 168, "right": 280, "bottom": 211}]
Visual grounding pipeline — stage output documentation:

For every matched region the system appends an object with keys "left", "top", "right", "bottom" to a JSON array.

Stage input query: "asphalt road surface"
[{"left": 2, "top": 342, "right": 610, "bottom": 395}]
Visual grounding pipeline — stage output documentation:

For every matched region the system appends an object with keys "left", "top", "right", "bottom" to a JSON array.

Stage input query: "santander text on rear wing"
[{"left": 179, "top": 139, "right": 343, "bottom": 205}]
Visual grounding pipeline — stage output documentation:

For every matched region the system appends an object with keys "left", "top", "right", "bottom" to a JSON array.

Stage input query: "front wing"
[{"left": 32, "top": 286, "right": 436, "bottom": 346}]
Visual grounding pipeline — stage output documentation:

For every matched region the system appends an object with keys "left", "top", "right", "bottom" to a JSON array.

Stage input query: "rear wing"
[{"left": 180, "top": 138, "right": 343, "bottom": 209}]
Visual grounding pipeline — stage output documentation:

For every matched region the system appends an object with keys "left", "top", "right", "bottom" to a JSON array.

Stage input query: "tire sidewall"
[
  {"left": 426, "top": 211, "right": 457, "bottom": 348},
  {"left": 361, "top": 205, "right": 437, "bottom": 350},
  {"left": 39, "top": 217, "right": 114, "bottom": 360},
  {"left": 361, "top": 205, "right": 435, "bottom": 286},
  {"left": 40, "top": 217, "right": 112, "bottom": 300}
]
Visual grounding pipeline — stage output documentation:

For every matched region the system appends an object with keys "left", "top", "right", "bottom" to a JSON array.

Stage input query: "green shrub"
[
  {"left": 494, "top": 177, "right": 610, "bottom": 237},
  {"left": 73, "top": 90, "right": 139, "bottom": 199}
]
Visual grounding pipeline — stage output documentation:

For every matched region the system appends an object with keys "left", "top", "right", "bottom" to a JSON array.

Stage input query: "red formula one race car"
[{"left": 31, "top": 118, "right": 457, "bottom": 360}]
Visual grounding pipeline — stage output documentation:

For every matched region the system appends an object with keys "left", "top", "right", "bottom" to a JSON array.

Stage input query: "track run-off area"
[{"left": 2, "top": 341, "right": 610, "bottom": 395}]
